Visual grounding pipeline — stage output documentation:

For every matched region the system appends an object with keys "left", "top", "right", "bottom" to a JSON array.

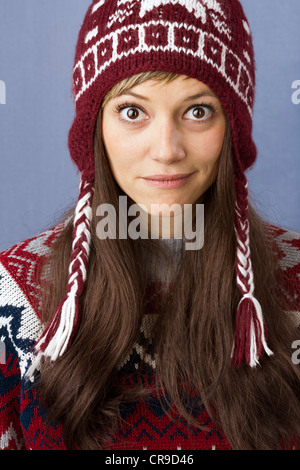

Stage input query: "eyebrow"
[{"left": 117, "top": 90, "right": 218, "bottom": 102}]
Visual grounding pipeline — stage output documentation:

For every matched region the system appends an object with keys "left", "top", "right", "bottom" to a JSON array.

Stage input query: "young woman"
[{"left": 0, "top": 0, "right": 299, "bottom": 451}]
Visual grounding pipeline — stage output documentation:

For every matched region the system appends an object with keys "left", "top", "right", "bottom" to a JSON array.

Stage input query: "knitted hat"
[{"left": 32, "top": 0, "right": 273, "bottom": 371}]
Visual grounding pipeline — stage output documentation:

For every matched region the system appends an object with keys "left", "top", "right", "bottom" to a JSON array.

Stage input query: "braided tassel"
[
  {"left": 27, "top": 175, "right": 94, "bottom": 377},
  {"left": 231, "top": 179, "right": 273, "bottom": 367}
]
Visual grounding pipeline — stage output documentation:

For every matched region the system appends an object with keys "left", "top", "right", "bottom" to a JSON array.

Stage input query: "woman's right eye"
[{"left": 116, "top": 104, "right": 146, "bottom": 123}]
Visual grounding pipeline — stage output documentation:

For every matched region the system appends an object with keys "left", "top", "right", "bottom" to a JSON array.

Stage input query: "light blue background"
[{"left": 0, "top": 0, "right": 299, "bottom": 251}]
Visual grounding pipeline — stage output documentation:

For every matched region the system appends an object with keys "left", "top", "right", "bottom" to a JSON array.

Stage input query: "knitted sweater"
[{"left": 0, "top": 220, "right": 299, "bottom": 451}]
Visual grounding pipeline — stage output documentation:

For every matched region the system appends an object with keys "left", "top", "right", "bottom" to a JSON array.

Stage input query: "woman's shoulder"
[
  {"left": 0, "top": 218, "right": 70, "bottom": 301},
  {"left": 265, "top": 223, "right": 300, "bottom": 324},
  {"left": 0, "top": 218, "right": 70, "bottom": 376},
  {"left": 266, "top": 223, "right": 300, "bottom": 270}
]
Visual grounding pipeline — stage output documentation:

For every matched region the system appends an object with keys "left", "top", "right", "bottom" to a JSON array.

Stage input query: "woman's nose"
[{"left": 149, "top": 119, "right": 186, "bottom": 164}]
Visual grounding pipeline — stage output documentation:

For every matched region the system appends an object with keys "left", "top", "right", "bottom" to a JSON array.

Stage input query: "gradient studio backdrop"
[{"left": 0, "top": 0, "right": 299, "bottom": 251}]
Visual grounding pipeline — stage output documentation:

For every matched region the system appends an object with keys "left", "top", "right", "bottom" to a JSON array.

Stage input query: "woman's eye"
[
  {"left": 185, "top": 106, "right": 213, "bottom": 121},
  {"left": 118, "top": 105, "right": 145, "bottom": 122}
]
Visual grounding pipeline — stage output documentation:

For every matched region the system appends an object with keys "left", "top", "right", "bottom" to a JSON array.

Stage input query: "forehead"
[{"left": 115, "top": 75, "right": 220, "bottom": 100}]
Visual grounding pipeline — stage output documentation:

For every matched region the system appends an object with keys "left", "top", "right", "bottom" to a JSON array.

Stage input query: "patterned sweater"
[{"left": 0, "top": 220, "right": 299, "bottom": 451}]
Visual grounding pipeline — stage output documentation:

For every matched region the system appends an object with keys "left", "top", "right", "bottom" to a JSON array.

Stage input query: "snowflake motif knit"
[{"left": 0, "top": 220, "right": 299, "bottom": 450}]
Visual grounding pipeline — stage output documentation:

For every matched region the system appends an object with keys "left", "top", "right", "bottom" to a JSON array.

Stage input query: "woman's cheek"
[{"left": 195, "top": 129, "right": 225, "bottom": 163}]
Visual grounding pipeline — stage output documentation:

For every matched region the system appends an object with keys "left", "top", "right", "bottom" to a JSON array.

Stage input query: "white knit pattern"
[
  {"left": 92, "top": 0, "right": 106, "bottom": 14},
  {"left": 0, "top": 423, "right": 24, "bottom": 451},
  {"left": 106, "top": 0, "right": 136, "bottom": 29},
  {"left": 0, "top": 263, "right": 43, "bottom": 378},
  {"left": 138, "top": 0, "right": 223, "bottom": 21},
  {"left": 73, "top": 19, "right": 253, "bottom": 115}
]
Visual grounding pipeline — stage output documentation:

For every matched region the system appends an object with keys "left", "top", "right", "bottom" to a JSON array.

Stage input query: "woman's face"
[{"left": 102, "top": 75, "right": 226, "bottom": 219}]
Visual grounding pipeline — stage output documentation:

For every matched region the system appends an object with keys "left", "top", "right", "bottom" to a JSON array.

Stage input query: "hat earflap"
[{"left": 27, "top": 174, "right": 94, "bottom": 377}]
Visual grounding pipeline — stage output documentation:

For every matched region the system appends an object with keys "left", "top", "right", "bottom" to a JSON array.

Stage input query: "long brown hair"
[{"left": 38, "top": 71, "right": 300, "bottom": 450}]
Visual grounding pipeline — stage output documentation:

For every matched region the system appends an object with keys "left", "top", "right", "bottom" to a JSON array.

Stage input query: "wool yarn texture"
[{"left": 31, "top": 0, "right": 273, "bottom": 372}]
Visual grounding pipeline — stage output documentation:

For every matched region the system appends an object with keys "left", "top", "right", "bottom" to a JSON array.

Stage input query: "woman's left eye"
[{"left": 184, "top": 105, "right": 215, "bottom": 121}]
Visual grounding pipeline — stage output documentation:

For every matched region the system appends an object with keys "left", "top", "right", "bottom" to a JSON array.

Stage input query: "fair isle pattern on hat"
[
  {"left": 73, "top": 0, "right": 254, "bottom": 115},
  {"left": 29, "top": 0, "right": 270, "bottom": 370}
]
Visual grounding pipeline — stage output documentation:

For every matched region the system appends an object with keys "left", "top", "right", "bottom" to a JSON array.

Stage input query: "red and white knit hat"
[{"left": 33, "top": 0, "right": 273, "bottom": 370}]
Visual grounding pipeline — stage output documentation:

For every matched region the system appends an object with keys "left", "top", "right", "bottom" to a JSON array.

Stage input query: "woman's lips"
[{"left": 141, "top": 172, "right": 196, "bottom": 188}]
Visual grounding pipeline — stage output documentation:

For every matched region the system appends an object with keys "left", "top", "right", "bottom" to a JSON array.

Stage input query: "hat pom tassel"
[
  {"left": 231, "top": 292, "right": 273, "bottom": 367},
  {"left": 26, "top": 291, "right": 81, "bottom": 380},
  {"left": 35, "top": 288, "right": 80, "bottom": 360}
]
